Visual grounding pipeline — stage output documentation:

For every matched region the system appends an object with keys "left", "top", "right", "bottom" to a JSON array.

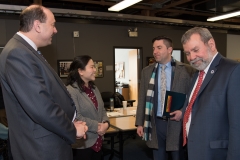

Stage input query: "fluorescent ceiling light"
[
  {"left": 207, "top": 10, "right": 240, "bottom": 22},
  {"left": 108, "top": 0, "right": 142, "bottom": 12}
]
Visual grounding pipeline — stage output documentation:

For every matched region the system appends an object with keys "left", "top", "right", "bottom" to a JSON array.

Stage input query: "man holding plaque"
[
  {"left": 181, "top": 27, "right": 240, "bottom": 160},
  {"left": 135, "top": 36, "right": 195, "bottom": 160}
]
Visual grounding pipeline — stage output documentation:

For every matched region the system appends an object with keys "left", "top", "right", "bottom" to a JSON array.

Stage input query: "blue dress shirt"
[{"left": 157, "top": 62, "right": 172, "bottom": 117}]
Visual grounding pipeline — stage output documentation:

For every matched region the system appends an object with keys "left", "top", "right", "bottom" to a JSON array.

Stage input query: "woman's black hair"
[{"left": 66, "top": 55, "right": 95, "bottom": 91}]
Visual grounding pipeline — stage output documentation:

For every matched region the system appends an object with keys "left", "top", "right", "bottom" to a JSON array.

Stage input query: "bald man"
[{"left": 0, "top": 5, "right": 87, "bottom": 160}]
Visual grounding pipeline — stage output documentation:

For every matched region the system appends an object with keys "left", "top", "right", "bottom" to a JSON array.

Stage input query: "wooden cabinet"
[
  {"left": 116, "top": 87, "right": 129, "bottom": 100},
  {"left": 121, "top": 87, "right": 129, "bottom": 100}
]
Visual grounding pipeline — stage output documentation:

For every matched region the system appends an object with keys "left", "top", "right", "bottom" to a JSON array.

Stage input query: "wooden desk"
[
  {"left": 107, "top": 107, "right": 137, "bottom": 118},
  {"left": 109, "top": 116, "right": 137, "bottom": 160},
  {"left": 106, "top": 126, "right": 119, "bottom": 133},
  {"left": 110, "top": 116, "right": 136, "bottom": 130}
]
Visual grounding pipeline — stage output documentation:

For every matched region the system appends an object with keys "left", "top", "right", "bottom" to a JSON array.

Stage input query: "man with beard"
[
  {"left": 0, "top": 5, "right": 87, "bottom": 160},
  {"left": 136, "top": 36, "right": 195, "bottom": 160},
  {"left": 181, "top": 27, "right": 240, "bottom": 160}
]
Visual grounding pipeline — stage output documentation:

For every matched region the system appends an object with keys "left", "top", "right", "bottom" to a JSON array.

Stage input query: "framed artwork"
[
  {"left": 146, "top": 49, "right": 183, "bottom": 66},
  {"left": 94, "top": 61, "right": 103, "bottom": 78},
  {"left": 115, "top": 62, "right": 125, "bottom": 79},
  {"left": 146, "top": 57, "right": 156, "bottom": 66},
  {"left": 57, "top": 60, "right": 72, "bottom": 78},
  {"left": 172, "top": 49, "right": 183, "bottom": 62}
]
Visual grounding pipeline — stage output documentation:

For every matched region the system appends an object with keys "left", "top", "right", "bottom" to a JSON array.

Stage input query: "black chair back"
[{"left": 101, "top": 92, "right": 114, "bottom": 109}]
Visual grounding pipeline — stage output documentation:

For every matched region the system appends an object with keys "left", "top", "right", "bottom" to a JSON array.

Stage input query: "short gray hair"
[{"left": 181, "top": 27, "right": 213, "bottom": 45}]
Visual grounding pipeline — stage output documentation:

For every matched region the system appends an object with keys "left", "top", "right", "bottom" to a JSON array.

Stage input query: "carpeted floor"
[
  {"left": 102, "top": 133, "right": 189, "bottom": 160},
  {"left": 103, "top": 134, "right": 153, "bottom": 160}
]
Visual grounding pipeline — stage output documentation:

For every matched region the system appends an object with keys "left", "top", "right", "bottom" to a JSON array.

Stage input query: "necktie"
[
  {"left": 160, "top": 65, "right": 166, "bottom": 117},
  {"left": 183, "top": 71, "right": 204, "bottom": 146}
]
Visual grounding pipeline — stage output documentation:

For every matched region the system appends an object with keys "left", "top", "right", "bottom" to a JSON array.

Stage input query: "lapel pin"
[{"left": 211, "top": 70, "right": 214, "bottom": 74}]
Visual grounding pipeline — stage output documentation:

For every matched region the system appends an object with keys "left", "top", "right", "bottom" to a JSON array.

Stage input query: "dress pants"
[{"left": 153, "top": 117, "right": 183, "bottom": 160}]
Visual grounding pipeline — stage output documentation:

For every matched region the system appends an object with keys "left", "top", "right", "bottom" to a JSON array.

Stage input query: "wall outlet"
[{"left": 73, "top": 31, "right": 79, "bottom": 37}]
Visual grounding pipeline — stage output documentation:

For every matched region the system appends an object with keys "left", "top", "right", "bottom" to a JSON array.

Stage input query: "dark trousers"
[
  {"left": 153, "top": 118, "right": 184, "bottom": 160},
  {"left": 7, "top": 132, "right": 13, "bottom": 160},
  {"left": 72, "top": 148, "right": 102, "bottom": 160},
  {"left": 183, "top": 145, "right": 188, "bottom": 160}
]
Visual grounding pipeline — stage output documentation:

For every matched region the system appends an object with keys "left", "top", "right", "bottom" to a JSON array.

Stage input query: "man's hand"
[
  {"left": 97, "top": 123, "right": 108, "bottom": 136},
  {"left": 137, "top": 126, "right": 144, "bottom": 137},
  {"left": 170, "top": 110, "right": 182, "bottom": 121},
  {"left": 74, "top": 121, "right": 88, "bottom": 139}
]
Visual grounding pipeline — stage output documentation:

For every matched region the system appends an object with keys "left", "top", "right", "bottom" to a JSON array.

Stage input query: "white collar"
[{"left": 17, "top": 32, "right": 37, "bottom": 51}]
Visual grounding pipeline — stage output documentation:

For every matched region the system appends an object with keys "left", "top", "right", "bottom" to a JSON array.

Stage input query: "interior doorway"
[{"left": 114, "top": 47, "right": 142, "bottom": 106}]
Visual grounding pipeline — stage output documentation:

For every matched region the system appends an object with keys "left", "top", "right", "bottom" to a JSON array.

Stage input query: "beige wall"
[{"left": 227, "top": 34, "right": 240, "bottom": 61}]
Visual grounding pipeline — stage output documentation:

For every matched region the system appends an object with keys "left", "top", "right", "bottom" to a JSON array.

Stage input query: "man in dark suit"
[
  {"left": 181, "top": 27, "right": 240, "bottom": 160},
  {"left": 0, "top": 84, "right": 7, "bottom": 127},
  {"left": 135, "top": 36, "right": 195, "bottom": 160},
  {"left": 0, "top": 5, "right": 87, "bottom": 160}
]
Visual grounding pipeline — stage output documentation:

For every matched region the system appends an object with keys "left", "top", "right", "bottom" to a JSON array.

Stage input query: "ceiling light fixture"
[
  {"left": 207, "top": 10, "right": 240, "bottom": 22},
  {"left": 108, "top": 0, "right": 142, "bottom": 12}
]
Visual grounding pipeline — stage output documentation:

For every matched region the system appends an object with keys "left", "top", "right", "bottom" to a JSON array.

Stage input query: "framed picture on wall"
[
  {"left": 146, "top": 57, "right": 156, "bottom": 66},
  {"left": 172, "top": 49, "right": 183, "bottom": 62},
  {"left": 146, "top": 49, "right": 183, "bottom": 66},
  {"left": 94, "top": 61, "right": 103, "bottom": 78},
  {"left": 57, "top": 60, "right": 72, "bottom": 78},
  {"left": 115, "top": 62, "right": 125, "bottom": 79}
]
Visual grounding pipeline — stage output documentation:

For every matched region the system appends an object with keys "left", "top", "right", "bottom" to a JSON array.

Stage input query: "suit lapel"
[
  {"left": 197, "top": 54, "right": 222, "bottom": 97},
  {"left": 76, "top": 83, "right": 98, "bottom": 112},
  {"left": 171, "top": 64, "right": 178, "bottom": 91},
  {"left": 184, "top": 54, "right": 222, "bottom": 115},
  {"left": 14, "top": 34, "right": 72, "bottom": 99},
  {"left": 184, "top": 72, "right": 198, "bottom": 108},
  {"left": 147, "top": 64, "right": 156, "bottom": 81},
  {"left": 190, "top": 54, "right": 222, "bottom": 118},
  {"left": 171, "top": 62, "right": 184, "bottom": 90}
]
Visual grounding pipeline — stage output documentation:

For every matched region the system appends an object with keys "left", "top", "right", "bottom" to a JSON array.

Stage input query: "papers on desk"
[
  {"left": 107, "top": 107, "right": 137, "bottom": 117},
  {"left": 130, "top": 110, "right": 136, "bottom": 115},
  {"left": 107, "top": 112, "right": 124, "bottom": 117}
]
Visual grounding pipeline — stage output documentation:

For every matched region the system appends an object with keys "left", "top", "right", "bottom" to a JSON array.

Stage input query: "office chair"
[
  {"left": 101, "top": 91, "right": 114, "bottom": 109},
  {"left": 114, "top": 92, "right": 136, "bottom": 108}
]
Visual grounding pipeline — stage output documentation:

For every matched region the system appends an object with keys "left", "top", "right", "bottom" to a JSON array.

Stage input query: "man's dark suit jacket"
[
  {"left": 0, "top": 85, "right": 4, "bottom": 109},
  {"left": 183, "top": 53, "right": 240, "bottom": 160},
  {"left": 0, "top": 34, "right": 76, "bottom": 160},
  {"left": 0, "top": 86, "right": 7, "bottom": 127}
]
